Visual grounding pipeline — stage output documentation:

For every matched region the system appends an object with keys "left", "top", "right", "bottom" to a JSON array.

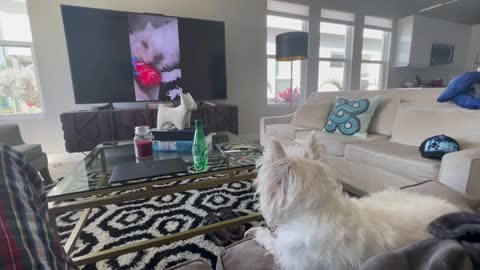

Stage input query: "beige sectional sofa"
[{"left": 260, "top": 88, "right": 480, "bottom": 197}]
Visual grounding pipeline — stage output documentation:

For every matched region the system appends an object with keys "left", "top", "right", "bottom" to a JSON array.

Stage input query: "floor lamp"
[{"left": 276, "top": 31, "right": 309, "bottom": 113}]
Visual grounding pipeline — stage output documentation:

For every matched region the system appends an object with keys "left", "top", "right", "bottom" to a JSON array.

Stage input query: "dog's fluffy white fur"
[
  {"left": 130, "top": 21, "right": 180, "bottom": 70},
  {"left": 248, "top": 135, "right": 463, "bottom": 270},
  {"left": 130, "top": 20, "right": 181, "bottom": 100}
]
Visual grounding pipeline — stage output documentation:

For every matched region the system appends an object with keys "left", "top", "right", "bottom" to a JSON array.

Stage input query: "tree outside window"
[{"left": 0, "top": 2, "right": 43, "bottom": 117}]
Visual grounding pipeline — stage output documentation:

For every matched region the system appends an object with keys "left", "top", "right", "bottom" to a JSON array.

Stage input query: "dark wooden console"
[{"left": 60, "top": 104, "right": 238, "bottom": 153}]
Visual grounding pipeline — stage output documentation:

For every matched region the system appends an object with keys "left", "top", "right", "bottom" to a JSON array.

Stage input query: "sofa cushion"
[
  {"left": 311, "top": 132, "right": 388, "bottom": 157},
  {"left": 291, "top": 101, "right": 332, "bottom": 129},
  {"left": 266, "top": 124, "right": 312, "bottom": 141},
  {"left": 390, "top": 103, "right": 480, "bottom": 147},
  {"left": 295, "top": 130, "right": 314, "bottom": 143},
  {"left": 11, "top": 144, "right": 43, "bottom": 161},
  {"left": 217, "top": 238, "right": 274, "bottom": 270},
  {"left": 345, "top": 140, "right": 441, "bottom": 182},
  {"left": 368, "top": 97, "right": 401, "bottom": 136},
  {"left": 401, "top": 181, "right": 480, "bottom": 212},
  {"left": 324, "top": 95, "right": 383, "bottom": 138}
]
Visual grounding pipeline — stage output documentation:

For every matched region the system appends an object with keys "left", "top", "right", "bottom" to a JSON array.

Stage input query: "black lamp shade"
[{"left": 276, "top": 32, "right": 309, "bottom": 61}]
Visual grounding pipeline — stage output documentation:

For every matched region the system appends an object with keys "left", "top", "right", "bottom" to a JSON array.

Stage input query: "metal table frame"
[{"left": 48, "top": 147, "right": 262, "bottom": 266}]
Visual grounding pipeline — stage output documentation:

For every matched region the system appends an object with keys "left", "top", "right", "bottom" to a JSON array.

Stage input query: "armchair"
[
  {"left": 0, "top": 124, "right": 53, "bottom": 184},
  {"left": 259, "top": 113, "right": 294, "bottom": 147}
]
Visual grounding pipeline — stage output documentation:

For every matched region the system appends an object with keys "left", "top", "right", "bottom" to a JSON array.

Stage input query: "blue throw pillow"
[
  {"left": 452, "top": 93, "right": 480, "bottom": 110},
  {"left": 323, "top": 95, "right": 383, "bottom": 138},
  {"left": 437, "top": 72, "right": 480, "bottom": 102}
]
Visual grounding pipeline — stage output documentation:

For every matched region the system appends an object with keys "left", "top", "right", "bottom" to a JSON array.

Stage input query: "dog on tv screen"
[{"left": 129, "top": 14, "right": 183, "bottom": 101}]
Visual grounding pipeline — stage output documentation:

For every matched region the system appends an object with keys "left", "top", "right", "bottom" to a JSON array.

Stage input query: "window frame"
[
  {"left": 266, "top": 3, "right": 398, "bottom": 101},
  {"left": 266, "top": 11, "right": 309, "bottom": 106},
  {"left": 0, "top": 13, "right": 45, "bottom": 120},
  {"left": 360, "top": 17, "right": 393, "bottom": 91},
  {"left": 318, "top": 15, "right": 355, "bottom": 92}
]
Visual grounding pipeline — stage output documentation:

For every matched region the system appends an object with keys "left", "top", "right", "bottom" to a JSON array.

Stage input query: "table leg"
[
  {"left": 64, "top": 208, "right": 91, "bottom": 255},
  {"left": 100, "top": 148, "right": 107, "bottom": 181},
  {"left": 51, "top": 167, "right": 259, "bottom": 266}
]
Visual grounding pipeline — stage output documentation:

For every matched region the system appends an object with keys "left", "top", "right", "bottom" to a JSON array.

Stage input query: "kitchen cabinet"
[{"left": 394, "top": 15, "right": 470, "bottom": 68}]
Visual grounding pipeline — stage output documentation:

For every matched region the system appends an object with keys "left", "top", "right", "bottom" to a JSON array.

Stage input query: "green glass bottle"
[{"left": 192, "top": 120, "right": 208, "bottom": 171}]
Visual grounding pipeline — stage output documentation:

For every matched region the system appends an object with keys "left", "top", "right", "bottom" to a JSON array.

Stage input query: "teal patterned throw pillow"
[{"left": 323, "top": 95, "right": 383, "bottom": 137}]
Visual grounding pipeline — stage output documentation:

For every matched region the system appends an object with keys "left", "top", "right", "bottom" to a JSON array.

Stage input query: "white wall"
[
  {"left": 17, "top": 0, "right": 474, "bottom": 153},
  {"left": 309, "top": 2, "right": 474, "bottom": 89},
  {"left": 388, "top": 16, "right": 472, "bottom": 88},
  {"left": 300, "top": 0, "right": 418, "bottom": 95},
  {"left": 466, "top": 24, "right": 480, "bottom": 71},
  {"left": 19, "top": 0, "right": 275, "bottom": 153}
]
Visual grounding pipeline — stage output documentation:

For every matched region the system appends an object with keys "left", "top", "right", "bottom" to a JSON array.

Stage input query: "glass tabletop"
[{"left": 47, "top": 132, "right": 263, "bottom": 199}]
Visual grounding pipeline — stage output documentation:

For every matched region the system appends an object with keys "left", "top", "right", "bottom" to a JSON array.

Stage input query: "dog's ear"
[
  {"left": 304, "top": 132, "right": 327, "bottom": 160},
  {"left": 145, "top": 22, "right": 155, "bottom": 31},
  {"left": 271, "top": 140, "right": 286, "bottom": 161}
]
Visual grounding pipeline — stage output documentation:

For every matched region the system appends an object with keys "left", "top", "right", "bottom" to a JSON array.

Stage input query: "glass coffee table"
[{"left": 47, "top": 132, "right": 263, "bottom": 266}]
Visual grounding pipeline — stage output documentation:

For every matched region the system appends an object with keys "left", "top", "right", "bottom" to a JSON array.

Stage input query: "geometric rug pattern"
[{"left": 56, "top": 174, "right": 259, "bottom": 269}]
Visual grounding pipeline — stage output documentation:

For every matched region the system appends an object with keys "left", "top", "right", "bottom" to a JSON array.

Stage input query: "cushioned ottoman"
[{"left": 216, "top": 238, "right": 274, "bottom": 270}]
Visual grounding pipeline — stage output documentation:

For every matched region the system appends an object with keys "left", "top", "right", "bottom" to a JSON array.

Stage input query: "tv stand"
[
  {"left": 60, "top": 104, "right": 238, "bottom": 152},
  {"left": 201, "top": 101, "right": 216, "bottom": 107},
  {"left": 92, "top": 103, "right": 115, "bottom": 111}
]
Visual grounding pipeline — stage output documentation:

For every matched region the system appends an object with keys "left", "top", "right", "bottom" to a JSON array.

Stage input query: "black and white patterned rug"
[{"left": 56, "top": 173, "right": 259, "bottom": 269}]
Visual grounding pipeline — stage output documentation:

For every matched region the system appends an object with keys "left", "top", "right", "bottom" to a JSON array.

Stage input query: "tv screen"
[{"left": 61, "top": 5, "right": 227, "bottom": 103}]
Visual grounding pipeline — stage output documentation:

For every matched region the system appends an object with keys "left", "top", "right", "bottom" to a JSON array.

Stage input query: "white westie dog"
[
  {"left": 247, "top": 135, "right": 462, "bottom": 270},
  {"left": 130, "top": 20, "right": 181, "bottom": 70}
]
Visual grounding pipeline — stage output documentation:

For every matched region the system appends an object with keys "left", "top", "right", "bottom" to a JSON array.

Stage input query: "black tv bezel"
[{"left": 61, "top": 5, "right": 228, "bottom": 104}]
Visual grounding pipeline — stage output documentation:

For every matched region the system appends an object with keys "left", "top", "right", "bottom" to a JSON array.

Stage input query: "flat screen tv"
[{"left": 61, "top": 5, "right": 227, "bottom": 103}]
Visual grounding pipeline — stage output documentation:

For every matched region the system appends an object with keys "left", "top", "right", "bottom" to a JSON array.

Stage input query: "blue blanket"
[
  {"left": 437, "top": 72, "right": 480, "bottom": 109},
  {"left": 361, "top": 212, "right": 480, "bottom": 270}
]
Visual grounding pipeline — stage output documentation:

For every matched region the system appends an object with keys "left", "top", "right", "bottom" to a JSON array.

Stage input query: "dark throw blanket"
[{"left": 361, "top": 213, "right": 480, "bottom": 270}]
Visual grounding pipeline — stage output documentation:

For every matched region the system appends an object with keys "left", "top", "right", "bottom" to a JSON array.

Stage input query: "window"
[
  {"left": 318, "top": 9, "right": 354, "bottom": 92},
  {"left": 0, "top": 2, "right": 43, "bottom": 117},
  {"left": 329, "top": 53, "right": 345, "bottom": 68},
  {"left": 267, "top": 0, "right": 309, "bottom": 17},
  {"left": 360, "top": 16, "right": 392, "bottom": 91},
  {"left": 266, "top": 5, "right": 395, "bottom": 100},
  {"left": 266, "top": 1, "right": 308, "bottom": 105}
]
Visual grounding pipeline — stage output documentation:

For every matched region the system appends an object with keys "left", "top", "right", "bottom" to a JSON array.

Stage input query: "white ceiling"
[
  {"left": 402, "top": 0, "right": 480, "bottom": 25},
  {"left": 0, "top": 0, "right": 478, "bottom": 25}
]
